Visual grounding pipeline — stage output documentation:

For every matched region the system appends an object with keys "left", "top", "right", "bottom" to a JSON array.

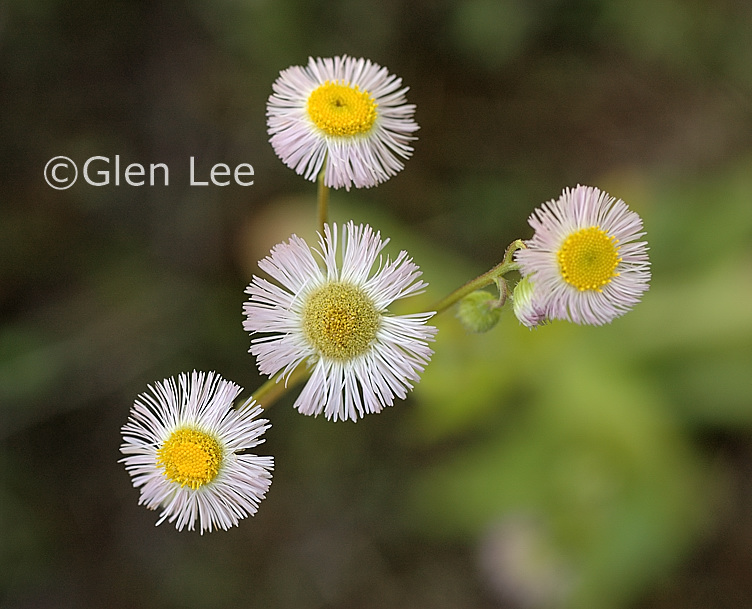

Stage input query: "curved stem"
[
  {"left": 430, "top": 239, "right": 525, "bottom": 315},
  {"left": 250, "top": 364, "right": 310, "bottom": 409}
]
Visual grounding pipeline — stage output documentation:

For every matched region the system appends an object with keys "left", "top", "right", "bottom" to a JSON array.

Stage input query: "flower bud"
[
  {"left": 512, "top": 276, "right": 547, "bottom": 329},
  {"left": 456, "top": 290, "right": 503, "bottom": 333}
]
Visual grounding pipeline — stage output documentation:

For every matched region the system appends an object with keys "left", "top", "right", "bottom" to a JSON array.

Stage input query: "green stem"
[
  {"left": 250, "top": 365, "right": 310, "bottom": 409},
  {"left": 493, "top": 276, "right": 508, "bottom": 308},
  {"left": 317, "top": 165, "right": 329, "bottom": 234},
  {"left": 430, "top": 239, "right": 525, "bottom": 315}
]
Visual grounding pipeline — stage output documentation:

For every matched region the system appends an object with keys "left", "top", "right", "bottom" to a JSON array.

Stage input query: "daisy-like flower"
[
  {"left": 267, "top": 55, "right": 419, "bottom": 190},
  {"left": 514, "top": 185, "right": 650, "bottom": 326},
  {"left": 243, "top": 221, "right": 437, "bottom": 422},
  {"left": 120, "top": 371, "right": 273, "bottom": 533}
]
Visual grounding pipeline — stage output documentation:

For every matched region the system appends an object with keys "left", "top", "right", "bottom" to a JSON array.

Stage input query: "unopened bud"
[
  {"left": 456, "top": 290, "right": 503, "bottom": 333},
  {"left": 512, "top": 276, "right": 547, "bottom": 329}
]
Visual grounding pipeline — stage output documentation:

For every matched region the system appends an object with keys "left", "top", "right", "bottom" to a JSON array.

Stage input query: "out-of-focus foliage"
[
  {"left": 2, "top": 0, "right": 752, "bottom": 608},
  {"left": 400, "top": 157, "right": 752, "bottom": 608}
]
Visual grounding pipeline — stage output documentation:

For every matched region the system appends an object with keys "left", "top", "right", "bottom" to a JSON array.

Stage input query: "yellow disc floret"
[
  {"left": 307, "top": 81, "right": 378, "bottom": 137},
  {"left": 302, "top": 282, "right": 380, "bottom": 360},
  {"left": 157, "top": 428, "right": 223, "bottom": 489},
  {"left": 557, "top": 226, "right": 621, "bottom": 291}
]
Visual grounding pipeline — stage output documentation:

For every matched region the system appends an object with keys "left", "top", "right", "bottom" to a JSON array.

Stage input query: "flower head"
[
  {"left": 267, "top": 55, "right": 419, "bottom": 190},
  {"left": 120, "top": 371, "right": 273, "bottom": 533},
  {"left": 514, "top": 185, "right": 650, "bottom": 325},
  {"left": 243, "top": 222, "right": 437, "bottom": 422}
]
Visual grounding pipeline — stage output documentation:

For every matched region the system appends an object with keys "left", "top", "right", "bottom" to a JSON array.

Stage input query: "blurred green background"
[{"left": 2, "top": 1, "right": 752, "bottom": 607}]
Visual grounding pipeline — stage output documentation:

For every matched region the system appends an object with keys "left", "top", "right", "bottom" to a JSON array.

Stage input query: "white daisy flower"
[
  {"left": 243, "top": 222, "right": 437, "bottom": 422},
  {"left": 514, "top": 185, "right": 651, "bottom": 325},
  {"left": 266, "top": 55, "right": 419, "bottom": 190},
  {"left": 120, "top": 371, "right": 273, "bottom": 534}
]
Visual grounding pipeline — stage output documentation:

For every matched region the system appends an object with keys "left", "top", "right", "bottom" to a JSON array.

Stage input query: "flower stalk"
[
  {"left": 250, "top": 365, "right": 310, "bottom": 409},
  {"left": 431, "top": 239, "right": 525, "bottom": 315}
]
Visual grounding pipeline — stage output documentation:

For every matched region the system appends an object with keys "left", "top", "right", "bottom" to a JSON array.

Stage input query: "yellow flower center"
[
  {"left": 156, "top": 428, "right": 223, "bottom": 489},
  {"left": 306, "top": 81, "right": 378, "bottom": 137},
  {"left": 302, "top": 282, "right": 380, "bottom": 360},
  {"left": 557, "top": 226, "right": 621, "bottom": 291}
]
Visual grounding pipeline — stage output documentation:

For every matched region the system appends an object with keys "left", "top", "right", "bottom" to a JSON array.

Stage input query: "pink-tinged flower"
[
  {"left": 266, "top": 55, "right": 418, "bottom": 190},
  {"left": 514, "top": 185, "right": 650, "bottom": 325},
  {"left": 120, "top": 371, "right": 273, "bottom": 533},
  {"left": 243, "top": 222, "right": 437, "bottom": 422},
  {"left": 511, "top": 276, "right": 548, "bottom": 329}
]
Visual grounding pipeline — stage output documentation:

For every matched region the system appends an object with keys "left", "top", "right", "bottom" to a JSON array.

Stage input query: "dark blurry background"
[{"left": 2, "top": 1, "right": 752, "bottom": 608}]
